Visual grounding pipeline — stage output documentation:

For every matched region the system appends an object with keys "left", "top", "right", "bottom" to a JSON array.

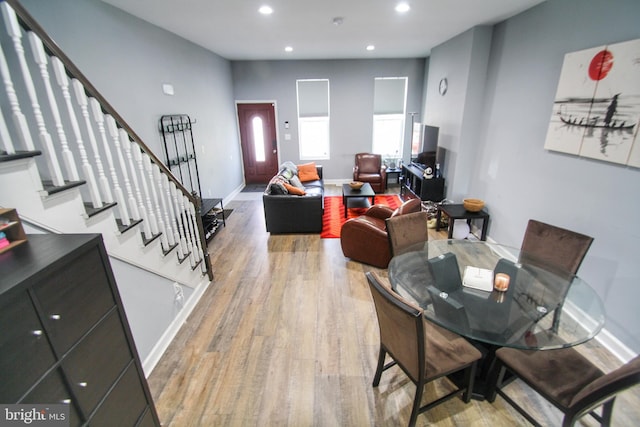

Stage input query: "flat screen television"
[{"left": 411, "top": 124, "right": 439, "bottom": 170}]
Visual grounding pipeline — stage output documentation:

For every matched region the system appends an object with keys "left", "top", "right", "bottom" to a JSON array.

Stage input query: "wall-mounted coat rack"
[{"left": 160, "top": 114, "right": 201, "bottom": 199}]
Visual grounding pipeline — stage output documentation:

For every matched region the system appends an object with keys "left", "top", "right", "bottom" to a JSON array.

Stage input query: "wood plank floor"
[{"left": 148, "top": 185, "right": 640, "bottom": 426}]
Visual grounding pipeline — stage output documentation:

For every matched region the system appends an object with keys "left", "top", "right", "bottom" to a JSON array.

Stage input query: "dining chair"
[
  {"left": 386, "top": 211, "right": 430, "bottom": 257},
  {"left": 365, "top": 272, "right": 481, "bottom": 427},
  {"left": 488, "top": 347, "right": 640, "bottom": 426},
  {"left": 519, "top": 219, "right": 594, "bottom": 331},
  {"left": 519, "top": 219, "right": 594, "bottom": 275}
]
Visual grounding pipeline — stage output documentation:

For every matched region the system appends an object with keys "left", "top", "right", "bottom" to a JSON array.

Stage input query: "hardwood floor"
[{"left": 148, "top": 185, "right": 640, "bottom": 426}]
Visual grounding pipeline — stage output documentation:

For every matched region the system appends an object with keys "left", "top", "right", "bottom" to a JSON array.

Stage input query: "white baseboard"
[
  {"left": 141, "top": 277, "right": 211, "bottom": 377},
  {"left": 594, "top": 328, "right": 638, "bottom": 363}
]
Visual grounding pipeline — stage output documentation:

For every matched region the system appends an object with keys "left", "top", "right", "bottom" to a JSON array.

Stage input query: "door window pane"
[{"left": 252, "top": 116, "right": 265, "bottom": 162}]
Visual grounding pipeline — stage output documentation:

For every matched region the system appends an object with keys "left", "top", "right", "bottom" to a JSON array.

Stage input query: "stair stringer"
[{"left": 0, "top": 157, "right": 205, "bottom": 288}]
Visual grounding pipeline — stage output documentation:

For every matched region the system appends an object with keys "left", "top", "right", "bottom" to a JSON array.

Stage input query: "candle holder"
[{"left": 494, "top": 273, "right": 510, "bottom": 292}]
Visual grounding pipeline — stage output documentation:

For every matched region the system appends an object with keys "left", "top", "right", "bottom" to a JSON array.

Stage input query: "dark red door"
[{"left": 237, "top": 103, "right": 279, "bottom": 183}]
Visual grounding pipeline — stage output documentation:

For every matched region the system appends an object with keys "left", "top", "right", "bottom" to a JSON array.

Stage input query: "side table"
[{"left": 436, "top": 204, "right": 489, "bottom": 241}]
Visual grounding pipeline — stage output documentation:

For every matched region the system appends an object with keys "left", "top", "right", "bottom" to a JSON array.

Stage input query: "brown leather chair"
[
  {"left": 488, "top": 348, "right": 640, "bottom": 426},
  {"left": 353, "top": 153, "right": 387, "bottom": 193},
  {"left": 340, "top": 199, "right": 421, "bottom": 268},
  {"left": 366, "top": 272, "right": 481, "bottom": 427}
]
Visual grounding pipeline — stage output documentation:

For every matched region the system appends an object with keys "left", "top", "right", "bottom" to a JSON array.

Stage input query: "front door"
[{"left": 237, "top": 103, "right": 279, "bottom": 184}]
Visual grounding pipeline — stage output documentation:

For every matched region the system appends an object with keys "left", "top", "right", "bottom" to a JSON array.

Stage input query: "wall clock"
[{"left": 439, "top": 78, "right": 448, "bottom": 96}]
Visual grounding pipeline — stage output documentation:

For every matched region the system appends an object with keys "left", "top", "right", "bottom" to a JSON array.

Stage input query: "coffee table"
[{"left": 342, "top": 183, "right": 376, "bottom": 218}]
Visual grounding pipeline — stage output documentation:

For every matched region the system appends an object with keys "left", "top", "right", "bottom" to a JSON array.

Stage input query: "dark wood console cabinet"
[
  {"left": 0, "top": 234, "right": 160, "bottom": 426},
  {"left": 400, "top": 164, "right": 445, "bottom": 202}
]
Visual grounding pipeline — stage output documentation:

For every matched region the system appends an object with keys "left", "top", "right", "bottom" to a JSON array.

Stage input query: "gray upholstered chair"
[
  {"left": 519, "top": 219, "right": 594, "bottom": 275},
  {"left": 386, "top": 211, "right": 430, "bottom": 257},
  {"left": 519, "top": 219, "right": 594, "bottom": 331},
  {"left": 488, "top": 347, "right": 640, "bottom": 426},
  {"left": 365, "top": 272, "right": 481, "bottom": 427}
]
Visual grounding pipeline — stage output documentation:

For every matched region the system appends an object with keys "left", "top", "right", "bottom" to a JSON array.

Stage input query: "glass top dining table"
[{"left": 388, "top": 240, "right": 605, "bottom": 350}]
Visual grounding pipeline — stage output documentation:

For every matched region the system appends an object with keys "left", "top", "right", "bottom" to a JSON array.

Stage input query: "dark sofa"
[{"left": 263, "top": 165, "right": 324, "bottom": 233}]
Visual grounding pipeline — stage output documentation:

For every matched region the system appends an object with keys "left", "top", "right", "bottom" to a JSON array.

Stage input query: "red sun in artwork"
[{"left": 588, "top": 49, "right": 614, "bottom": 80}]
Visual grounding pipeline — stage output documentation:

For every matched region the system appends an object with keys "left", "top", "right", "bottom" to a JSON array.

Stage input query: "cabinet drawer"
[
  {"left": 90, "top": 363, "right": 149, "bottom": 427},
  {"left": 62, "top": 310, "right": 132, "bottom": 416},
  {"left": 0, "top": 292, "right": 55, "bottom": 402},
  {"left": 33, "top": 247, "right": 116, "bottom": 354},
  {"left": 21, "top": 368, "right": 82, "bottom": 427}
]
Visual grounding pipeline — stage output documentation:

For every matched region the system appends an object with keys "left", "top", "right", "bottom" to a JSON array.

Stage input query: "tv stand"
[{"left": 400, "top": 164, "right": 445, "bottom": 202}]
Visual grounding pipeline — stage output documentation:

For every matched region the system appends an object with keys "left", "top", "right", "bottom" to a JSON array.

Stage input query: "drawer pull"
[
  {"left": 50, "top": 314, "right": 61, "bottom": 320},
  {"left": 78, "top": 382, "right": 87, "bottom": 388},
  {"left": 32, "top": 330, "right": 43, "bottom": 336}
]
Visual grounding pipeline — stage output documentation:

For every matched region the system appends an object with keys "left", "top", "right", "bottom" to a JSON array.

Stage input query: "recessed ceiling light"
[
  {"left": 366, "top": 45, "right": 375, "bottom": 51},
  {"left": 395, "top": 2, "right": 410, "bottom": 13},
  {"left": 259, "top": 5, "right": 273, "bottom": 15},
  {"left": 285, "top": 46, "right": 293, "bottom": 52}
]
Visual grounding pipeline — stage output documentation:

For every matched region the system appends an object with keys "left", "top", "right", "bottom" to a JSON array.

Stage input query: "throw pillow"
[
  {"left": 268, "top": 175, "right": 288, "bottom": 195},
  {"left": 289, "top": 175, "right": 305, "bottom": 189},
  {"left": 284, "top": 182, "right": 305, "bottom": 196},
  {"left": 297, "top": 162, "right": 320, "bottom": 182},
  {"left": 279, "top": 161, "right": 298, "bottom": 178}
]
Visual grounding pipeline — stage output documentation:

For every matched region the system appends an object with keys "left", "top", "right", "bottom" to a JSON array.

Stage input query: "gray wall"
[
  {"left": 426, "top": 0, "right": 640, "bottom": 352},
  {"left": 232, "top": 59, "right": 425, "bottom": 179},
  {"left": 21, "top": 0, "right": 243, "bottom": 200}
]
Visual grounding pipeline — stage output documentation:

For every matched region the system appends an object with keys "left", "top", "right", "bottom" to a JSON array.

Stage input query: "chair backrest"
[
  {"left": 386, "top": 211, "right": 430, "bottom": 257},
  {"left": 355, "top": 153, "right": 382, "bottom": 174},
  {"left": 569, "top": 355, "right": 640, "bottom": 417},
  {"left": 365, "top": 272, "right": 424, "bottom": 383},
  {"left": 391, "top": 198, "right": 422, "bottom": 217},
  {"left": 519, "top": 219, "right": 594, "bottom": 275}
]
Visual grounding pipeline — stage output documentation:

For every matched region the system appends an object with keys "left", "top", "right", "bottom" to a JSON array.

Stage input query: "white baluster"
[
  {"left": 107, "top": 119, "right": 139, "bottom": 222},
  {"left": 155, "top": 167, "right": 176, "bottom": 247},
  {"left": 187, "top": 200, "right": 203, "bottom": 265},
  {"left": 114, "top": 126, "right": 141, "bottom": 220},
  {"left": 1, "top": 4, "right": 63, "bottom": 185},
  {"left": 72, "top": 80, "right": 112, "bottom": 203},
  {"left": 27, "top": 32, "right": 79, "bottom": 181},
  {"left": 133, "top": 145, "right": 158, "bottom": 236},
  {"left": 0, "top": 17, "right": 32, "bottom": 150},
  {"left": 162, "top": 175, "right": 180, "bottom": 249},
  {"left": 90, "top": 100, "right": 129, "bottom": 224},
  {"left": 183, "top": 195, "right": 197, "bottom": 267},
  {"left": 0, "top": 104, "right": 15, "bottom": 154},
  {"left": 171, "top": 182, "right": 187, "bottom": 259},
  {"left": 50, "top": 57, "right": 101, "bottom": 208},
  {"left": 121, "top": 134, "right": 151, "bottom": 239},
  {"left": 144, "top": 154, "right": 167, "bottom": 249}
]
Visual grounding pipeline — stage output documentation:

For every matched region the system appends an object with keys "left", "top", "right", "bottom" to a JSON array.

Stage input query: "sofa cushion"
[
  {"left": 290, "top": 175, "right": 305, "bottom": 189},
  {"left": 298, "top": 162, "right": 321, "bottom": 182},
  {"left": 303, "top": 186, "right": 323, "bottom": 197},
  {"left": 284, "top": 182, "right": 305, "bottom": 195}
]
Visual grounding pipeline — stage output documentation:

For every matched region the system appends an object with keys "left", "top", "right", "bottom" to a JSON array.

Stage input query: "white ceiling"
[{"left": 100, "top": 0, "right": 546, "bottom": 61}]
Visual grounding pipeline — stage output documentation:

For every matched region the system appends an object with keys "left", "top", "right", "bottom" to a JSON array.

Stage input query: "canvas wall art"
[{"left": 544, "top": 38, "right": 640, "bottom": 167}]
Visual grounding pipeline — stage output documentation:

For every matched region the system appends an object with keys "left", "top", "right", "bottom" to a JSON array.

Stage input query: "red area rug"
[{"left": 320, "top": 194, "right": 402, "bottom": 239}]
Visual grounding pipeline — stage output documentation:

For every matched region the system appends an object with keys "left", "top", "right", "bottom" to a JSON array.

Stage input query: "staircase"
[{"left": 0, "top": 0, "right": 212, "bottom": 371}]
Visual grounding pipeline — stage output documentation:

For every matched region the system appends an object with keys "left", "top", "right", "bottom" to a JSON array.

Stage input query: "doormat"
[
  {"left": 242, "top": 184, "right": 267, "bottom": 193},
  {"left": 320, "top": 194, "right": 401, "bottom": 239}
]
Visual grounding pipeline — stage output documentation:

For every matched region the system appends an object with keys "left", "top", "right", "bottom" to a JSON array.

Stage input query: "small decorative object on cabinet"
[
  {"left": 0, "top": 208, "right": 27, "bottom": 254},
  {"left": 0, "top": 234, "right": 161, "bottom": 426},
  {"left": 400, "top": 164, "right": 445, "bottom": 202}
]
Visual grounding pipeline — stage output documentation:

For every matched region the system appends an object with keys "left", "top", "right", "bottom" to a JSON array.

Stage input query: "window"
[
  {"left": 372, "top": 77, "right": 407, "bottom": 159},
  {"left": 297, "top": 79, "right": 330, "bottom": 159},
  {"left": 252, "top": 116, "right": 266, "bottom": 162}
]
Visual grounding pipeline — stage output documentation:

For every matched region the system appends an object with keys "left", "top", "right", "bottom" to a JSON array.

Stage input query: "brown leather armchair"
[
  {"left": 353, "top": 153, "right": 387, "bottom": 193},
  {"left": 340, "top": 199, "right": 421, "bottom": 268}
]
